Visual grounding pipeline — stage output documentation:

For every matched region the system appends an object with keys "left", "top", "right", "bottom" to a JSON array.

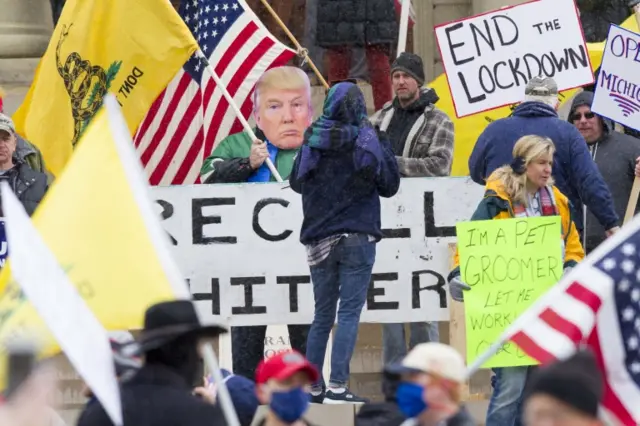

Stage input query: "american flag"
[
  {"left": 499, "top": 224, "right": 640, "bottom": 424},
  {"left": 134, "top": 0, "right": 295, "bottom": 185}
]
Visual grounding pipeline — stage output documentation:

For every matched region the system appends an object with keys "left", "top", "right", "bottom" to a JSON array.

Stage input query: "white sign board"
[
  {"left": 151, "top": 178, "right": 484, "bottom": 327},
  {"left": 435, "top": 0, "right": 593, "bottom": 118},
  {"left": 591, "top": 24, "right": 640, "bottom": 132}
]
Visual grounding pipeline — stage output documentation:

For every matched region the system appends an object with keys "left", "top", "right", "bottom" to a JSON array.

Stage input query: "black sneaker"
[
  {"left": 309, "top": 391, "right": 325, "bottom": 404},
  {"left": 323, "top": 389, "right": 369, "bottom": 404}
]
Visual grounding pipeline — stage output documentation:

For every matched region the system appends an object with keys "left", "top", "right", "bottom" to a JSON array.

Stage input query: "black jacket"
[
  {"left": 76, "top": 364, "right": 228, "bottom": 426},
  {"left": 0, "top": 160, "right": 48, "bottom": 216},
  {"left": 316, "top": 0, "right": 398, "bottom": 47}
]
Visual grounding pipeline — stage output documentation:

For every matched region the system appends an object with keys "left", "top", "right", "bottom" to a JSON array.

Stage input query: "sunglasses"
[{"left": 570, "top": 111, "right": 595, "bottom": 121}]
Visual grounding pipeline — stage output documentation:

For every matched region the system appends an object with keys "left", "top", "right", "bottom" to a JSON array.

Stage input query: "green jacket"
[{"left": 200, "top": 128, "right": 298, "bottom": 183}]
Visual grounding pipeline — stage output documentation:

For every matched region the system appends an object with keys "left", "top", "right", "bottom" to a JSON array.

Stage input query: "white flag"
[{"left": 1, "top": 184, "right": 123, "bottom": 426}]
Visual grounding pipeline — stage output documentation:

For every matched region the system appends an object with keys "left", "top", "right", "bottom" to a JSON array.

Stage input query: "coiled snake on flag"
[{"left": 56, "top": 24, "right": 108, "bottom": 147}]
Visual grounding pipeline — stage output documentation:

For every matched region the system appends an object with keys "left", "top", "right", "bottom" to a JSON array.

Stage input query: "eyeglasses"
[{"left": 570, "top": 111, "right": 595, "bottom": 121}]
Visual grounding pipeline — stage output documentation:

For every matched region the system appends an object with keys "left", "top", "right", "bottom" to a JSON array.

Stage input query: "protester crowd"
[{"left": 2, "top": 0, "right": 640, "bottom": 426}]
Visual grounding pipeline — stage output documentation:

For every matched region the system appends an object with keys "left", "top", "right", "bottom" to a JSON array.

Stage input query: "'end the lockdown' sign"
[
  {"left": 456, "top": 216, "right": 563, "bottom": 368},
  {"left": 435, "top": 0, "right": 593, "bottom": 117},
  {"left": 591, "top": 24, "right": 640, "bottom": 132}
]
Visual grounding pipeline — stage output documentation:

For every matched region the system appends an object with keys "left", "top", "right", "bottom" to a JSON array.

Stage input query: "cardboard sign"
[
  {"left": 435, "top": 0, "right": 593, "bottom": 117},
  {"left": 456, "top": 216, "right": 563, "bottom": 368},
  {"left": 591, "top": 24, "right": 640, "bottom": 131},
  {"left": 151, "top": 178, "right": 484, "bottom": 326}
]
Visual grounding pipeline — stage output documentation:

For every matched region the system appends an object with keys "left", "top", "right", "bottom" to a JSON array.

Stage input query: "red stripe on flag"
[
  {"left": 201, "top": 22, "right": 259, "bottom": 115},
  {"left": 511, "top": 331, "right": 557, "bottom": 364},
  {"left": 539, "top": 308, "right": 585, "bottom": 342},
  {"left": 172, "top": 127, "right": 204, "bottom": 184},
  {"left": 140, "top": 72, "right": 193, "bottom": 166},
  {"left": 149, "top": 94, "right": 202, "bottom": 185},
  {"left": 587, "top": 327, "right": 635, "bottom": 425},
  {"left": 135, "top": 87, "right": 168, "bottom": 148},
  {"left": 566, "top": 282, "right": 602, "bottom": 313},
  {"left": 203, "top": 37, "right": 275, "bottom": 156}
]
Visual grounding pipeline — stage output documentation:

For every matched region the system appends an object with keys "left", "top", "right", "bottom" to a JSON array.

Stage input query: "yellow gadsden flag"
[
  {"left": 12, "top": 0, "right": 198, "bottom": 177},
  {"left": 445, "top": 15, "right": 639, "bottom": 176},
  {"left": 0, "top": 95, "right": 190, "bottom": 378}
]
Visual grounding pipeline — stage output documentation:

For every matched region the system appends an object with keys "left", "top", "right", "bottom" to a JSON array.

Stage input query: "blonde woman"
[{"left": 448, "top": 135, "right": 584, "bottom": 426}]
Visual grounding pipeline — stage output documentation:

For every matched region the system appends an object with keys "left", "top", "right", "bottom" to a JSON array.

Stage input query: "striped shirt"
[{"left": 306, "top": 233, "right": 376, "bottom": 266}]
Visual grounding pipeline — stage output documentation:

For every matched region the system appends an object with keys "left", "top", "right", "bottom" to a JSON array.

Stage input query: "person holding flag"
[
  {"left": 200, "top": 66, "right": 313, "bottom": 381},
  {"left": 448, "top": 135, "right": 584, "bottom": 426}
]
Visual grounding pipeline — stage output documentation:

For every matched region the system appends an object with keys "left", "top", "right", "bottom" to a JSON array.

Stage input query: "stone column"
[
  {"left": 0, "top": 0, "right": 53, "bottom": 58},
  {"left": 413, "top": 0, "right": 435, "bottom": 81}
]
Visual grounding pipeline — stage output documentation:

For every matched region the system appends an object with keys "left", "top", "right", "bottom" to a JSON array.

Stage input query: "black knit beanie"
[
  {"left": 391, "top": 52, "right": 425, "bottom": 86},
  {"left": 524, "top": 351, "right": 603, "bottom": 418}
]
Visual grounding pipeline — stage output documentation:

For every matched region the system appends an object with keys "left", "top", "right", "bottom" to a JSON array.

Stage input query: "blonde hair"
[
  {"left": 492, "top": 135, "right": 555, "bottom": 206},
  {"left": 253, "top": 66, "right": 311, "bottom": 111}
]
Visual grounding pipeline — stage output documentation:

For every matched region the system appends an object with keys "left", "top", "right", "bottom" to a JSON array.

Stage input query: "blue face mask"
[
  {"left": 396, "top": 382, "right": 428, "bottom": 418},
  {"left": 269, "top": 387, "right": 310, "bottom": 423}
]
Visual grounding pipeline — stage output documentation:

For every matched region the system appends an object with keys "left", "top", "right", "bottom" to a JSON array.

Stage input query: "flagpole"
[
  {"left": 464, "top": 338, "right": 508, "bottom": 381},
  {"left": 397, "top": 0, "right": 411, "bottom": 56},
  {"left": 197, "top": 52, "right": 284, "bottom": 183},
  {"left": 257, "top": 0, "right": 330, "bottom": 90},
  {"left": 202, "top": 342, "right": 241, "bottom": 426}
]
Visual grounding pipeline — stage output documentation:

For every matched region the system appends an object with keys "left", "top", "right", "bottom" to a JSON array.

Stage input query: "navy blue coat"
[{"left": 468, "top": 101, "right": 618, "bottom": 231}]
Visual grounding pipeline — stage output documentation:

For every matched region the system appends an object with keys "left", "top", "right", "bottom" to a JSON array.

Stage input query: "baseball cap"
[
  {"left": 0, "top": 113, "right": 15, "bottom": 134},
  {"left": 524, "top": 76, "right": 558, "bottom": 97},
  {"left": 385, "top": 343, "right": 466, "bottom": 384},
  {"left": 255, "top": 350, "right": 319, "bottom": 385}
]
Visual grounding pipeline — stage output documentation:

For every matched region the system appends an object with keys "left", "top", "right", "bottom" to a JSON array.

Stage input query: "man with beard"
[
  {"left": 76, "top": 300, "right": 229, "bottom": 426},
  {"left": 200, "top": 66, "right": 312, "bottom": 381},
  {"left": 370, "top": 52, "right": 454, "bottom": 366}
]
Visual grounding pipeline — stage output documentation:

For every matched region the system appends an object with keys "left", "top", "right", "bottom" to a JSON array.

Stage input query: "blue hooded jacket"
[{"left": 468, "top": 101, "right": 618, "bottom": 231}]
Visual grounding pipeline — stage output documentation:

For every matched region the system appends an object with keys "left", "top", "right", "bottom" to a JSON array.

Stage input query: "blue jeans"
[
  {"left": 486, "top": 366, "right": 534, "bottom": 426},
  {"left": 305, "top": 234, "right": 376, "bottom": 390},
  {"left": 382, "top": 322, "right": 440, "bottom": 365}
]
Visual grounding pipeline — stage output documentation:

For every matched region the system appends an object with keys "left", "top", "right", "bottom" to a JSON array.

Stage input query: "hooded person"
[
  {"left": 76, "top": 300, "right": 229, "bottom": 426},
  {"left": 523, "top": 350, "right": 604, "bottom": 426},
  {"left": 568, "top": 91, "right": 640, "bottom": 253},
  {"left": 290, "top": 82, "right": 400, "bottom": 403}
]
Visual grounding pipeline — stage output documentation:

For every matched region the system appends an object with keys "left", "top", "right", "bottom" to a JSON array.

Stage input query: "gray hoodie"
[{"left": 569, "top": 91, "right": 640, "bottom": 252}]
